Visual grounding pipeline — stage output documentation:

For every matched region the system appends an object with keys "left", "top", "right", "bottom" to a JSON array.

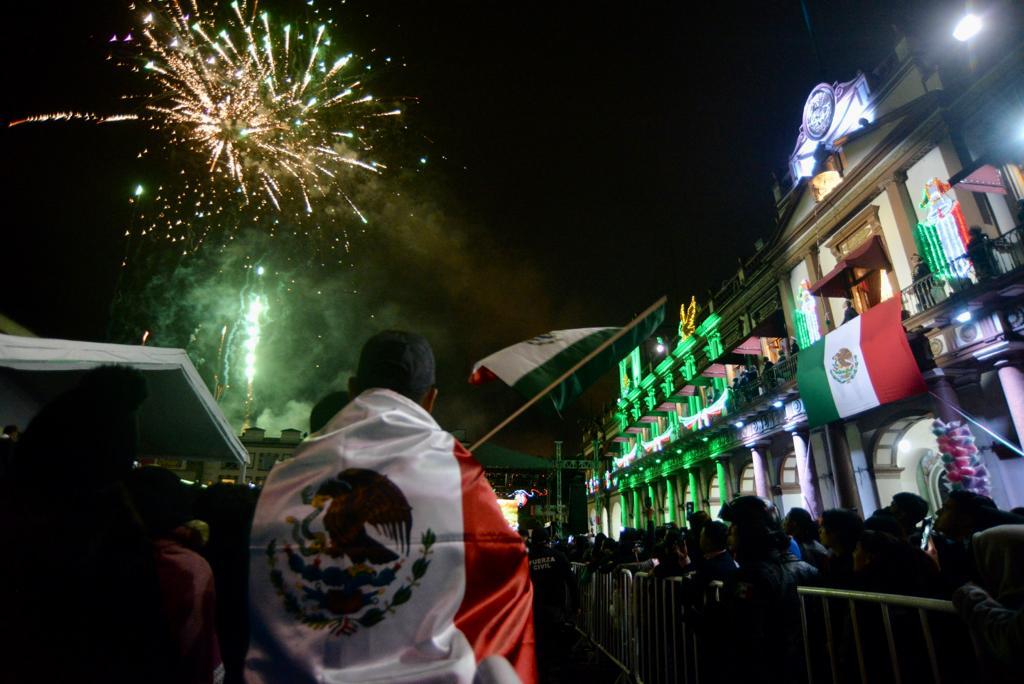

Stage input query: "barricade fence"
[{"left": 571, "top": 563, "right": 979, "bottom": 684}]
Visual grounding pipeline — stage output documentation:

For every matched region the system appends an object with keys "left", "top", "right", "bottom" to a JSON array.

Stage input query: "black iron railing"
[
  {"left": 901, "top": 225, "right": 1024, "bottom": 318},
  {"left": 727, "top": 353, "right": 798, "bottom": 414}
]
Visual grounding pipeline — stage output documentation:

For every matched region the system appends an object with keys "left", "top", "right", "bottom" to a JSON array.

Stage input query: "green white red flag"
[
  {"left": 470, "top": 302, "right": 665, "bottom": 412},
  {"left": 797, "top": 296, "right": 927, "bottom": 428}
]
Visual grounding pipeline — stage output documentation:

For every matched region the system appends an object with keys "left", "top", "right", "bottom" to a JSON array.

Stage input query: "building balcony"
[
  {"left": 901, "top": 224, "right": 1024, "bottom": 319},
  {"left": 726, "top": 353, "right": 799, "bottom": 414}
]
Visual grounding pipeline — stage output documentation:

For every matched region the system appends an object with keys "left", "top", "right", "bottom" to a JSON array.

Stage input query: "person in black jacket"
[
  {"left": 719, "top": 496, "right": 818, "bottom": 684},
  {"left": 529, "top": 527, "right": 578, "bottom": 676},
  {"left": 820, "top": 508, "right": 864, "bottom": 589},
  {"left": 842, "top": 299, "right": 859, "bottom": 324},
  {"left": 699, "top": 521, "right": 738, "bottom": 585},
  {"left": 785, "top": 507, "right": 828, "bottom": 570}
]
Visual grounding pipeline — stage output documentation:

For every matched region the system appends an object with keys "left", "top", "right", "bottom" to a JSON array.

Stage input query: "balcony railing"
[
  {"left": 726, "top": 353, "right": 798, "bottom": 414},
  {"left": 901, "top": 224, "right": 1024, "bottom": 318}
]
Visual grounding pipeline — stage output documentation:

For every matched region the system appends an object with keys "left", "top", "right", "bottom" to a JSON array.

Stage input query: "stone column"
[
  {"left": 688, "top": 470, "right": 700, "bottom": 513},
  {"left": 882, "top": 171, "right": 923, "bottom": 266},
  {"left": 792, "top": 431, "right": 822, "bottom": 518},
  {"left": 715, "top": 457, "right": 731, "bottom": 505},
  {"left": 665, "top": 475, "right": 676, "bottom": 524},
  {"left": 925, "top": 368, "right": 963, "bottom": 423},
  {"left": 826, "top": 422, "right": 861, "bottom": 511},
  {"left": 996, "top": 361, "right": 1024, "bottom": 442},
  {"left": 804, "top": 251, "right": 832, "bottom": 332},
  {"left": 647, "top": 483, "right": 657, "bottom": 526},
  {"left": 750, "top": 443, "right": 770, "bottom": 499},
  {"left": 630, "top": 489, "right": 639, "bottom": 529}
]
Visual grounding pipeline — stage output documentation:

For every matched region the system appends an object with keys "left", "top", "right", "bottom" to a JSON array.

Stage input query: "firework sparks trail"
[
  {"left": 213, "top": 323, "right": 229, "bottom": 401},
  {"left": 11, "top": 0, "right": 401, "bottom": 256},
  {"left": 240, "top": 289, "right": 267, "bottom": 429},
  {"left": 136, "top": 0, "right": 395, "bottom": 233},
  {"left": 7, "top": 112, "right": 140, "bottom": 128}
]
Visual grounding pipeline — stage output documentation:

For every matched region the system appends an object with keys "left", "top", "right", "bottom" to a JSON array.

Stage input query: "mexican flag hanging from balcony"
[
  {"left": 796, "top": 297, "right": 927, "bottom": 428},
  {"left": 470, "top": 301, "right": 665, "bottom": 412}
]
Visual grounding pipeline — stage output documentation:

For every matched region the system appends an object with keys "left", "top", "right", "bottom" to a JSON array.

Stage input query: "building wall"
[{"left": 873, "top": 188, "right": 913, "bottom": 290}]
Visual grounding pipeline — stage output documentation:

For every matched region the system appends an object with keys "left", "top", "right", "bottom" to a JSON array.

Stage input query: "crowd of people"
[
  {"left": 0, "top": 365, "right": 259, "bottom": 683},
  {"left": 0, "top": 332, "right": 537, "bottom": 684},
  {"left": 2, "top": 337, "right": 1024, "bottom": 683},
  {"left": 545, "top": 491, "right": 1024, "bottom": 683}
]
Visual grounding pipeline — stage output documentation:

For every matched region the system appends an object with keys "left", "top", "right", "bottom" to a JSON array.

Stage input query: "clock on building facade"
[{"left": 803, "top": 85, "right": 835, "bottom": 141}]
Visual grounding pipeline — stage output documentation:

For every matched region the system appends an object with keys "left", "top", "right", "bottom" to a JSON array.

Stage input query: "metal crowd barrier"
[
  {"left": 571, "top": 563, "right": 712, "bottom": 683},
  {"left": 797, "top": 586, "right": 979, "bottom": 684},
  {"left": 572, "top": 563, "right": 980, "bottom": 684}
]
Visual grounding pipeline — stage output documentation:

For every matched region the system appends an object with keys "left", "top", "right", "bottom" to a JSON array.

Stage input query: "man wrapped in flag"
[{"left": 247, "top": 331, "right": 536, "bottom": 683}]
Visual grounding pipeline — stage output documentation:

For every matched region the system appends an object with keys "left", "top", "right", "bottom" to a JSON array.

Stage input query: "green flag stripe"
[
  {"left": 512, "top": 305, "right": 665, "bottom": 412},
  {"left": 797, "top": 336, "right": 840, "bottom": 428},
  {"left": 511, "top": 328, "right": 621, "bottom": 408}
]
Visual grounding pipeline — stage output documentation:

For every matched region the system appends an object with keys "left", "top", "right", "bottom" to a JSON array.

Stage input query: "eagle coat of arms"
[
  {"left": 829, "top": 347, "right": 859, "bottom": 384},
  {"left": 265, "top": 468, "right": 435, "bottom": 636}
]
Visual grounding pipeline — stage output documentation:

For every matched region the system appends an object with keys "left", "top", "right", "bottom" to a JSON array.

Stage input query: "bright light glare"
[
  {"left": 898, "top": 439, "right": 912, "bottom": 453},
  {"left": 953, "top": 14, "right": 982, "bottom": 41},
  {"left": 955, "top": 310, "right": 972, "bottom": 323}
]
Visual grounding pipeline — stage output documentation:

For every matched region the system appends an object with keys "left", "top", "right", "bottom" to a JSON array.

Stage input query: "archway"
[
  {"left": 708, "top": 474, "right": 721, "bottom": 519},
  {"left": 777, "top": 453, "right": 803, "bottom": 515},
  {"left": 738, "top": 463, "right": 757, "bottom": 496},
  {"left": 873, "top": 414, "right": 944, "bottom": 514},
  {"left": 609, "top": 498, "right": 622, "bottom": 540}
]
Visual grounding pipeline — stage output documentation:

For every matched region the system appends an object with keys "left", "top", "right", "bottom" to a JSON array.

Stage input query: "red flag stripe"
[
  {"left": 468, "top": 365, "right": 499, "bottom": 385},
  {"left": 452, "top": 441, "right": 537, "bottom": 683},
  {"left": 860, "top": 297, "right": 928, "bottom": 405}
]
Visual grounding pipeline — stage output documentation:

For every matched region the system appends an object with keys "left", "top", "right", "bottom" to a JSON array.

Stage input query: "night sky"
[{"left": 1, "top": 0, "right": 952, "bottom": 454}]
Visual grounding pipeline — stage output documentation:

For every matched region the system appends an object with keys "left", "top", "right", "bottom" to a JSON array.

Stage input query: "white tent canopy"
[{"left": 0, "top": 334, "right": 248, "bottom": 465}]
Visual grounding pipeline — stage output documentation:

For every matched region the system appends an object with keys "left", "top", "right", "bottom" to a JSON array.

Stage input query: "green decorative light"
[
  {"left": 915, "top": 222, "right": 951, "bottom": 280},
  {"left": 694, "top": 313, "right": 721, "bottom": 337}
]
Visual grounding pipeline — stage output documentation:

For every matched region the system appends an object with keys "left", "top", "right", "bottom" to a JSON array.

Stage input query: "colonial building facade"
[
  {"left": 147, "top": 426, "right": 304, "bottom": 485},
  {"left": 584, "top": 35, "right": 1024, "bottom": 537}
]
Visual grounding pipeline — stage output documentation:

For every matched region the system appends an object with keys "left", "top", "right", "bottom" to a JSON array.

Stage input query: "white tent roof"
[{"left": 0, "top": 334, "right": 249, "bottom": 465}]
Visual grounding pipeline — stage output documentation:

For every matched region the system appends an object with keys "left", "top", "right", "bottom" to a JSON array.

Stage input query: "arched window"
[
  {"left": 739, "top": 463, "right": 757, "bottom": 495},
  {"left": 779, "top": 455, "right": 800, "bottom": 492},
  {"left": 778, "top": 454, "right": 803, "bottom": 516},
  {"left": 708, "top": 474, "right": 721, "bottom": 519}
]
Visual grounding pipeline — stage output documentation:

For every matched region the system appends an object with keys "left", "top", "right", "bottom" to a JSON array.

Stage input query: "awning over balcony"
[
  {"left": 701, "top": 363, "right": 728, "bottom": 378},
  {"left": 674, "top": 385, "right": 697, "bottom": 397},
  {"left": 809, "top": 235, "right": 889, "bottom": 298},
  {"left": 949, "top": 164, "right": 1007, "bottom": 195}
]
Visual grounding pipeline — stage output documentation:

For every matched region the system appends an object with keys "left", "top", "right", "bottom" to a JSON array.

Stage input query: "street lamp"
[{"left": 953, "top": 13, "right": 982, "bottom": 42}]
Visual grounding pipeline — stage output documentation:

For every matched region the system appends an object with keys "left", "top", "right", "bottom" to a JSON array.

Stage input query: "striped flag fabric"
[
  {"left": 797, "top": 297, "right": 927, "bottom": 428},
  {"left": 246, "top": 388, "right": 536, "bottom": 683},
  {"left": 470, "top": 302, "right": 665, "bottom": 412}
]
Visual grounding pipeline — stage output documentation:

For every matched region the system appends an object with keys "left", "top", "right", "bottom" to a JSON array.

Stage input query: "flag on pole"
[
  {"left": 246, "top": 389, "right": 536, "bottom": 683},
  {"left": 470, "top": 301, "right": 666, "bottom": 413},
  {"left": 797, "top": 296, "right": 927, "bottom": 428}
]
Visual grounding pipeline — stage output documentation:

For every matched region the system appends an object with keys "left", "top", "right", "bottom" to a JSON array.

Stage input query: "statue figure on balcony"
[{"left": 914, "top": 177, "right": 971, "bottom": 281}]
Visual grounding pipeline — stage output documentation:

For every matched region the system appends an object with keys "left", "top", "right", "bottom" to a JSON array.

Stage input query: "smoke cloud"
[{"left": 112, "top": 164, "right": 579, "bottom": 451}]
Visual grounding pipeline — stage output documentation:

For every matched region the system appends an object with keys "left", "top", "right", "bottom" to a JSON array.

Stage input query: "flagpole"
[{"left": 469, "top": 296, "right": 667, "bottom": 453}]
